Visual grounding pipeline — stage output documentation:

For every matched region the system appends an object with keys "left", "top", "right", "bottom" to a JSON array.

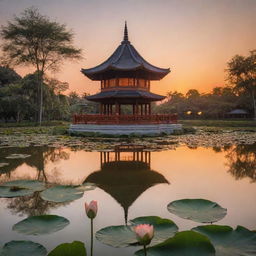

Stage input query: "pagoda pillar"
[
  {"left": 149, "top": 103, "right": 151, "bottom": 115},
  {"left": 115, "top": 102, "right": 118, "bottom": 115},
  {"left": 100, "top": 104, "right": 103, "bottom": 114}
]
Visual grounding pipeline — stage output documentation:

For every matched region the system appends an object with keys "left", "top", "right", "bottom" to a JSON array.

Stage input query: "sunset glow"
[{"left": 0, "top": 0, "right": 255, "bottom": 96}]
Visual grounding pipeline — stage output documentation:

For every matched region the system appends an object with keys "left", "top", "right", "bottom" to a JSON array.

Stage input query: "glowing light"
[
  {"left": 186, "top": 111, "right": 192, "bottom": 115},
  {"left": 197, "top": 111, "right": 202, "bottom": 115}
]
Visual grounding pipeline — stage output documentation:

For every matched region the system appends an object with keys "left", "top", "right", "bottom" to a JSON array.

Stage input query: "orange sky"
[{"left": 0, "top": 0, "right": 255, "bottom": 96}]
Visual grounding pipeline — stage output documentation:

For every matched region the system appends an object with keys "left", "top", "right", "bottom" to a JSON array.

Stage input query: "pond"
[{"left": 0, "top": 142, "right": 255, "bottom": 255}]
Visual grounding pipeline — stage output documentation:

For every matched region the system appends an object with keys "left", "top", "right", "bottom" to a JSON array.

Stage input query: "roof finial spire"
[{"left": 123, "top": 21, "right": 129, "bottom": 41}]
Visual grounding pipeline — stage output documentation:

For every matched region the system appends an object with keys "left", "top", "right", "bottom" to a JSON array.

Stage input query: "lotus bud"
[
  {"left": 134, "top": 224, "right": 154, "bottom": 245},
  {"left": 85, "top": 200, "right": 98, "bottom": 219}
]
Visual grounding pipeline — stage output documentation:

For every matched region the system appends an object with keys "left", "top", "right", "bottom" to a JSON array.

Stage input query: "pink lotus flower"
[
  {"left": 134, "top": 224, "right": 154, "bottom": 245},
  {"left": 85, "top": 200, "right": 98, "bottom": 219}
]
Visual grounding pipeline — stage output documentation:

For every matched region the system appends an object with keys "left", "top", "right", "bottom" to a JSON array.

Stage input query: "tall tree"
[
  {"left": 227, "top": 50, "right": 256, "bottom": 120},
  {"left": 1, "top": 7, "right": 82, "bottom": 125}
]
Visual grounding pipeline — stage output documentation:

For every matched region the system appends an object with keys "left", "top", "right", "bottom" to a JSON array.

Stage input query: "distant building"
[
  {"left": 226, "top": 109, "right": 249, "bottom": 118},
  {"left": 70, "top": 23, "right": 181, "bottom": 135}
]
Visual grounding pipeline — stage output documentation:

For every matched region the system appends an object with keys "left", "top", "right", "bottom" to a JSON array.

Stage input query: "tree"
[
  {"left": 227, "top": 50, "right": 256, "bottom": 119},
  {"left": 1, "top": 7, "right": 82, "bottom": 125},
  {"left": 0, "top": 66, "right": 21, "bottom": 86}
]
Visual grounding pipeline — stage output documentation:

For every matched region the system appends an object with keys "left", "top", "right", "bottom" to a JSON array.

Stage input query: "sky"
[{"left": 0, "top": 0, "right": 255, "bottom": 96}]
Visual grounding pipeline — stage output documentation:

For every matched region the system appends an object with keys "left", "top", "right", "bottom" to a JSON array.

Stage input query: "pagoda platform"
[{"left": 69, "top": 114, "right": 182, "bottom": 135}]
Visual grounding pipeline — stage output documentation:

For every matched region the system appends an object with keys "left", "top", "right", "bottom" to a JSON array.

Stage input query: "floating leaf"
[
  {"left": 40, "top": 185, "right": 84, "bottom": 203},
  {"left": 192, "top": 225, "right": 256, "bottom": 256},
  {"left": 167, "top": 199, "right": 227, "bottom": 223},
  {"left": 130, "top": 216, "right": 178, "bottom": 245},
  {"left": 96, "top": 225, "right": 137, "bottom": 248},
  {"left": 13, "top": 215, "right": 69, "bottom": 235},
  {"left": 5, "top": 154, "right": 31, "bottom": 159},
  {"left": 0, "top": 186, "right": 34, "bottom": 198},
  {"left": 48, "top": 241, "right": 86, "bottom": 256},
  {"left": 1, "top": 240, "right": 47, "bottom": 256},
  {"left": 2, "top": 180, "right": 45, "bottom": 192},
  {"left": 76, "top": 182, "right": 96, "bottom": 191},
  {"left": 96, "top": 216, "right": 178, "bottom": 248},
  {"left": 135, "top": 231, "right": 215, "bottom": 256}
]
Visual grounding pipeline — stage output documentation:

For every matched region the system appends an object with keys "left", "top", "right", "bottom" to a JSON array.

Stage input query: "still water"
[{"left": 0, "top": 144, "right": 255, "bottom": 255}]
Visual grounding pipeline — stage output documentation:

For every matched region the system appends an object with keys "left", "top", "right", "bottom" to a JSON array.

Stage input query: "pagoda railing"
[{"left": 72, "top": 114, "right": 178, "bottom": 125}]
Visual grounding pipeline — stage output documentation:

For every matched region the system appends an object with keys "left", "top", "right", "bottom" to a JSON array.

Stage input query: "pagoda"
[{"left": 70, "top": 23, "right": 181, "bottom": 135}]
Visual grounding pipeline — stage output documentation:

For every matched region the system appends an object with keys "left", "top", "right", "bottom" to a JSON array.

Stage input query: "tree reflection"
[
  {"left": 0, "top": 146, "right": 70, "bottom": 216},
  {"left": 224, "top": 144, "right": 256, "bottom": 182},
  {"left": 0, "top": 146, "right": 70, "bottom": 182},
  {"left": 5, "top": 191, "right": 65, "bottom": 217},
  {"left": 84, "top": 145, "right": 169, "bottom": 224}
]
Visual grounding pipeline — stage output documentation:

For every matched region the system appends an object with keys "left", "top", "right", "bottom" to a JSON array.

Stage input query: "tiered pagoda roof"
[
  {"left": 86, "top": 89, "right": 165, "bottom": 102},
  {"left": 81, "top": 22, "right": 170, "bottom": 80}
]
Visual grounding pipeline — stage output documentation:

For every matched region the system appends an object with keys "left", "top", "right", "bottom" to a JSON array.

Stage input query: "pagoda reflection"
[{"left": 84, "top": 145, "right": 169, "bottom": 224}]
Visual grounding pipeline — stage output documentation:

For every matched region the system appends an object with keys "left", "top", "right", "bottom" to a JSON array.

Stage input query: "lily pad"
[
  {"left": 40, "top": 185, "right": 84, "bottom": 203},
  {"left": 2, "top": 180, "right": 45, "bottom": 192},
  {"left": 48, "top": 241, "right": 86, "bottom": 256},
  {"left": 1, "top": 240, "right": 47, "bottom": 256},
  {"left": 96, "top": 225, "right": 137, "bottom": 248},
  {"left": 0, "top": 186, "right": 34, "bottom": 198},
  {"left": 5, "top": 154, "right": 31, "bottom": 159},
  {"left": 96, "top": 216, "right": 178, "bottom": 248},
  {"left": 12, "top": 215, "right": 70, "bottom": 235},
  {"left": 0, "top": 163, "right": 9, "bottom": 168},
  {"left": 130, "top": 216, "right": 178, "bottom": 245},
  {"left": 76, "top": 182, "right": 97, "bottom": 191},
  {"left": 135, "top": 231, "right": 215, "bottom": 256},
  {"left": 167, "top": 199, "right": 227, "bottom": 223},
  {"left": 192, "top": 225, "right": 256, "bottom": 256}
]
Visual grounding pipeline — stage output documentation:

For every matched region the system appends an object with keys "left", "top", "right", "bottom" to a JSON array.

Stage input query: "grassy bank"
[{"left": 180, "top": 119, "right": 256, "bottom": 128}]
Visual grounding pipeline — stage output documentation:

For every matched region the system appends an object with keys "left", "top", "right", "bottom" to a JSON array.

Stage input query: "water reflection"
[
  {"left": 84, "top": 145, "right": 169, "bottom": 224},
  {"left": 0, "top": 143, "right": 255, "bottom": 220},
  {"left": 0, "top": 147, "right": 70, "bottom": 217},
  {"left": 0, "top": 146, "right": 69, "bottom": 182},
  {"left": 224, "top": 144, "right": 256, "bottom": 183},
  {"left": 5, "top": 191, "right": 64, "bottom": 217}
]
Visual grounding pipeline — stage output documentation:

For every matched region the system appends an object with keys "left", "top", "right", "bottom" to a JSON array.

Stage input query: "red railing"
[{"left": 73, "top": 114, "right": 178, "bottom": 125}]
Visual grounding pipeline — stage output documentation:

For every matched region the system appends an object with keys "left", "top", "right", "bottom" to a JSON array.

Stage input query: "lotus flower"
[
  {"left": 134, "top": 224, "right": 154, "bottom": 245},
  {"left": 85, "top": 200, "right": 98, "bottom": 219}
]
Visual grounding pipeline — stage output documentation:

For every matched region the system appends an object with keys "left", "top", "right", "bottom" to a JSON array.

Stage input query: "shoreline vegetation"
[{"left": 0, "top": 120, "right": 255, "bottom": 150}]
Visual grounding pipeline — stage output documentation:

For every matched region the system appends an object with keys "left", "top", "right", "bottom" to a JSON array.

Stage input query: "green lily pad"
[
  {"left": 12, "top": 215, "right": 70, "bottom": 235},
  {"left": 96, "top": 225, "right": 137, "bottom": 248},
  {"left": 5, "top": 154, "right": 31, "bottom": 159},
  {"left": 135, "top": 231, "right": 215, "bottom": 256},
  {"left": 76, "top": 183, "right": 97, "bottom": 191},
  {"left": 40, "top": 185, "right": 84, "bottom": 203},
  {"left": 2, "top": 180, "right": 45, "bottom": 192},
  {"left": 130, "top": 216, "right": 178, "bottom": 245},
  {"left": 1, "top": 240, "right": 47, "bottom": 256},
  {"left": 167, "top": 199, "right": 227, "bottom": 223},
  {"left": 96, "top": 216, "right": 178, "bottom": 248},
  {"left": 192, "top": 225, "right": 256, "bottom": 255},
  {"left": 48, "top": 241, "right": 86, "bottom": 256},
  {"left": 0, "top": 186, "right": 34, "bottom": 198}
]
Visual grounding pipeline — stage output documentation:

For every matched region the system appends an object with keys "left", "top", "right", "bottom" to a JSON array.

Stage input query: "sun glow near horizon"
[{"left": 1, "top": 0, "right": 255, "bottom": 96}]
